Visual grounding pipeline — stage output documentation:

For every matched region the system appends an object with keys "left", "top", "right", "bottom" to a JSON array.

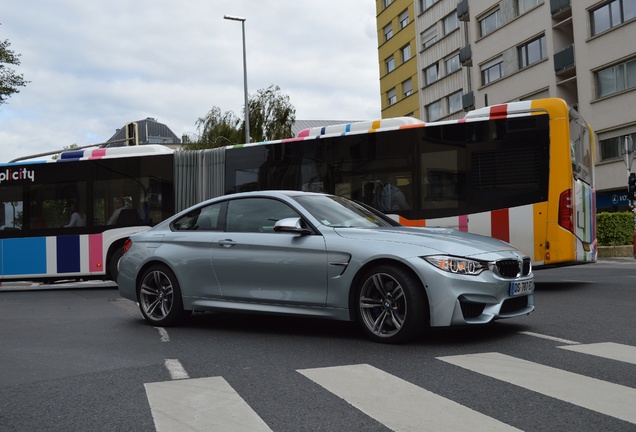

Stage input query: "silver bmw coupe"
[{"left": 117, "top": 191, "right": 534, "bottom": 343}]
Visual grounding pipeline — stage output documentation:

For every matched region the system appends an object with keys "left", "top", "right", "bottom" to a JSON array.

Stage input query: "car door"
[{"left": 210, "top": 197, "right": 329, "bottom": 306}]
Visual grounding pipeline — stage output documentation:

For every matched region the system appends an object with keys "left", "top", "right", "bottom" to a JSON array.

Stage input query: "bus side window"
[{"left": 1, "top": 186, "right": 23, "bottom": 231}]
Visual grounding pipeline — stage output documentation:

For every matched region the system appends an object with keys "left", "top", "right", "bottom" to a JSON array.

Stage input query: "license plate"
[{"left": 510, "top": 280, "right": 534, "bottom": 296}]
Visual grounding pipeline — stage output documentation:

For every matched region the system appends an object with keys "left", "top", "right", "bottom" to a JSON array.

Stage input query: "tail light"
[
  {"left": 559, "top": 189, "right": 573, "bottom": 232},
  {"left": 122, "top": 239, "right": 133, "bottom": 254}
]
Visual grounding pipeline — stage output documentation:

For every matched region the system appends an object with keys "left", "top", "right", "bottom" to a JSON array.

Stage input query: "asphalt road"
[{"left": 0, "top": 258, "right": 635, "bottom": 432}]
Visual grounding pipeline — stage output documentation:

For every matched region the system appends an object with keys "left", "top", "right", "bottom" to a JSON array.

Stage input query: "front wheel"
[
  {"left": 137, "top": 264, "right": 190, "bottom": 326},
  {"left": 356, "top": 264, "right": 428, "bottom": 344}
]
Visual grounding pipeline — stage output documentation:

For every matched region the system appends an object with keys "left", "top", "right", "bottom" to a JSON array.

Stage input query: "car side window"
[
  {"left": 173, "top": 202, "right": 223, "bottom": 231},
  {"left": 227, "top": 198, "right": 299, "bottom": 233}
]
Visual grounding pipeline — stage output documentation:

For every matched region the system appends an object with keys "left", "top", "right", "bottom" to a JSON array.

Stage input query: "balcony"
[
  {"left": 457, "top": 0, "right": 469, "bottom": 22},
  {"left": 554, "top": 45, "right": 575, "bottom": 75},
  {"left": 462, "top": 92, "right": 475, "bottom": 110},
  {"left": 550, "top": 0, "right": 571, "bottom": 20},
  {"left": 459, "top": 45, "right": 472, "bottom": 67}
]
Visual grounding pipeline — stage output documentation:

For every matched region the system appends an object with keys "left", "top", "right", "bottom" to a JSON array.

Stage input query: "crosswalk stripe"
[
  {"left": 438, "top": 352, "right": 636, "bottom": 424},
  {"left": 558, "top": 342, "right": 636, "bottom": 365},
  {"left": 145, "top": 377, "right": 272, "bottom": 432},
  {"left": 298, "top": 363, "right": 522, "bottom": 432}
]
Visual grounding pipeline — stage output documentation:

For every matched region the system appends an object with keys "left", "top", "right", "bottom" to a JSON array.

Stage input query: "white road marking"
[
  {"left": 164, "top": 359, "right": 189, "bottom": 380},
  {"left": 519, "top": 331, "right": 580, "bottom": 345},
  {"left": 559, "top": 342, "right": 636, "bottom": 365},
  {"left": 145, "top": 376, "right": 272, "bottom": 432},
  {"left": 298, "top": 363, "right": 522, "bottom": 432},
  {"left": 438, "top": 352, "right": 636, "bottom": 424},
  {"left": 155, "top": 327, "right": 170, "bottom": 342}
]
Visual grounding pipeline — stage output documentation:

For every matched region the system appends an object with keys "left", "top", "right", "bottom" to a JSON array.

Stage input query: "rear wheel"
[
  {"left": 137, "top": 264, "right": 190, "bottom": 326},
  {"left": 357, "top": 264, "right": 428, "bottom": 344}
]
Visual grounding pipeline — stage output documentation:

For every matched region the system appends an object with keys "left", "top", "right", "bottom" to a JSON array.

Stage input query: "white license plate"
[{"left": 510, "top": 280, "right": 534, "bottom": 296}]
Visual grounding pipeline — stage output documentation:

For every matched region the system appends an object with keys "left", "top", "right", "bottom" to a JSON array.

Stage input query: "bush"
[{"left": 597, "top": 212, "right": 634, "bottom": 246}]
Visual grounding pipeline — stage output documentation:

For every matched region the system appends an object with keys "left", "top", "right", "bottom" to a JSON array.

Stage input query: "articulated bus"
[{"left": 0, "top": 98, "right": 595, "bottom": 282}]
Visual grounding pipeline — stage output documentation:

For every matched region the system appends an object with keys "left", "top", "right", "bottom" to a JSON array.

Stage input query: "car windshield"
[{"left": 293, "top": 195, "right": 398, "bottom": 228}]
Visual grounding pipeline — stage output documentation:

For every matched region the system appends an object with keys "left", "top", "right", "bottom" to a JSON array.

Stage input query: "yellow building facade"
[{"left": 376, "top": 0, "right": 420, "bottom": 119}]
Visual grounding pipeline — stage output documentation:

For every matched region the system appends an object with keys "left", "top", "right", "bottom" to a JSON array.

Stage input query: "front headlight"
[{"left": 423, "top": 255, "right": 489, "bottom": 276}]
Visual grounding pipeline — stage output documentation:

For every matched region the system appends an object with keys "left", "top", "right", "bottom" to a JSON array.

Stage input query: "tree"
[
  {"left": 188, "top": 107, "right": 243, "bottom": 150},
  {"left": 244, "top": 84, "right": 295, "bottom": 142},
  {"left": 187, "top": 85, "right": 296, "bottom": 150},
  {"left": 0, "top": 30, "right": 28, "bottom": 105}
]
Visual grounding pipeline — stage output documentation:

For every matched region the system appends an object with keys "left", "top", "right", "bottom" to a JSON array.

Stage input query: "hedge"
[{"left": 597, "top": 212, "right": 634, "bottom": 246}]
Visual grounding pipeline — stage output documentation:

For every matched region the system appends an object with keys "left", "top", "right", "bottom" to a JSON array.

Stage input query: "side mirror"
[{"left": 273, "top": 217, "right": 312, "bottom": 235}]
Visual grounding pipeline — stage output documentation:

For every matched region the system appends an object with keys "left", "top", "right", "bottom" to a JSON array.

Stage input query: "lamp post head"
[{"left": 224, "top": 15, "right": 246, "bottom": 22}]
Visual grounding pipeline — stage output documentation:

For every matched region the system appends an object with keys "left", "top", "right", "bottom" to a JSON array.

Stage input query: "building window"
[
  {"left": 387, "top": 88, "right": 397, "bottom": 106},
  {"left": 402, "top": 78, "right": 413, "bottom": 97},
  {"left": 481, "top": 56, "right": 504, "bottom": 85},
  {"left": 383, "top": 0, "right": 392, "bottom": 9},
  {"left": 518, "top": 0, "right": 540, "bottom": 14},
  {"left": 424, "top": 63, "right": 439, "bottom": 85},
  {"left": 386, "top": 56, "right": 395, "bottom": 74},
  {"left": 591, "top": 0, "right": 636, "bottom": 36},
  {"left": 426, "top": 100, "right": 443, "bottom": 122},
  {"left": 596, "top": 58, "right": 636, "bottom": 98},
  {"left": 399, "top": 10, "right": 409, "bottom": 29},
  {"left": 420, "top": 0, "right": 437, "bottom": 11},
  {"left": 445, "top": 54, "right": 460, "bottom": 74},
  {"left": 421, "top": 26, "right": 438, "bottom": 49},
  {"left": 384, "top": 23, "right": 393, "bottom": 41},
  {"left": 448, "top": 91, "right": 462, "bottom": 114},
  {"left": 599, "top": 132, "right": 636, "bottom": 161},
  {"left": 443, "top": 11, "right": 459, "bottom": 35},
  {"left": 479, "top": 9, "right": 500, "bottom": 37},
  {"left": 518, "top": 35, "right": 547, "bottom": 68},
  {"left": 402, "top": 44, "right": 412, "bottom": 62}
]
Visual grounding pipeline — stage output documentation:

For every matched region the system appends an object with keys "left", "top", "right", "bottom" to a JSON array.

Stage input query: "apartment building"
[{"left": 376, "top": 0, "right": 636, "bottom": 211}]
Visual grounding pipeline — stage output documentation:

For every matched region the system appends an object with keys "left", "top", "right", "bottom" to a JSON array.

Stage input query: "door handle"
[{"left": 218, "top": 239, "right": 236, "bottom": 248}]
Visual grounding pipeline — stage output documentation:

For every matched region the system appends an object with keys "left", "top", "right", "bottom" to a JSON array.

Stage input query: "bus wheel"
[
  {"left": 137, "top": 264, "right": 190, "bottom": 327},
  {"left": 107, "top": 247, "right": 124, "bottom": 282},
  {"left": 356, "top": 264, "right": 427, "bottom": 344}
]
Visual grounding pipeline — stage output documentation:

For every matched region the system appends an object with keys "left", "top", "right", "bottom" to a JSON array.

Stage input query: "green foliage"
[
  {"left": 245, "top": 84, "right": 295, "bottom": 142},
  {"left": 0, "top": 31, "right": 29, "bottom": 105},
  {"left": 186, "top": 85, "right": 296, "bottom": 150},
  {"left": 189, "top": 107, "right": 243, "bottom": 149},
  {"left": 597, "top": 212, "right": 634, "bottom": 246}
]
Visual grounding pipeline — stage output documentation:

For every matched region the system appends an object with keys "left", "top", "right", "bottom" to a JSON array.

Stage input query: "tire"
[
  {"left": 137, "top": 264, "right": 190, "bottom": 327},
  {"left": 107, "top": 246, "right": 124, "bottom": 282},
  {"left": 356, "top": 264, "right": 428, "bottom": 344}
]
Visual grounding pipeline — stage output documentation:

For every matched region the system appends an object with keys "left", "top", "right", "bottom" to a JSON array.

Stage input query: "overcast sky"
[{"left": 0, "top": 1, "right": 381, "bottom": 162}]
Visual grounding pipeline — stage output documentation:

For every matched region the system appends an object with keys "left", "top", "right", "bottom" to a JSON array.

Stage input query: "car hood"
[{"left": 333, "top": 226, "right": 522, "bottom": 259}]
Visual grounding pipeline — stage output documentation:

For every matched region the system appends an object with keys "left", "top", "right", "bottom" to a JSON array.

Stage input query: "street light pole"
[{"left": 223, "top": 15, "right": 250, "bottom": 144}]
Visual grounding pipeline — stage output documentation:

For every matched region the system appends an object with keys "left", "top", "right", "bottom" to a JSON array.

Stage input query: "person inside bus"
[
  {"left": 64, "top": 202, "right": 86, "bottom": 227},
  {"left": 107, "top": 197, "right": 125, "bottom": 225},
  {"left": 374, "top": 175, "right": 410, "bottom": 212}
]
